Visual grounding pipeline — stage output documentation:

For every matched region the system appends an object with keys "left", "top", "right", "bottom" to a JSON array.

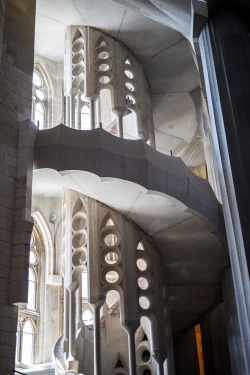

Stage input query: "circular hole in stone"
[
  {"left": 143, "top": 370, "right": 151, "bottom": 375},
  {"left": 72, "top": 248, "right": 86, "bottom": 267},
  {"left": 136, "top": 259, "right": 147, "bottom": 271},
  {"left": 104, "top": 234, "right": 118, "bottom": 246},
  {"left": 125, "top": 82, "right": 134, "bottom": 91},
  {"left": 105, "top": 252, "right": 118, "bottom": 264},
  {"left": 72, "top": 37, "right": 84, "bottom": 53},
  {"left": 139, "top": 296, "right": 150, "bottom": 310},
  {"left": 138, "top": 277, "right": 148, "bottom": 290},
  {"left": 72, "top": 212, "right": 87, "bottom": 232},
  {"left": 125, "top": 70, "right": 134, "bottom": 79},
  {"left": 72, "top": 51, "right": 84, "bottom": 64},
  {"left": 105, "top": 271, "right": 119, "bottom": 284},
  {"left": 142, "top": 350, "right": 150, "bottom": 363},
  {"left": 99, "top": 76, "right": 110, "bottom": 84},
  {"left": 72, "top": 63, "right": 84, "bottom": 76},
  {"left": 98, "top": 51, "right": 109, "bottom": 59},
  {"left": 99, "top": 63, "right": 109, "bottom": 72},
  {"left": 72, "top": 231, "right": 87, "bottom": 249}
]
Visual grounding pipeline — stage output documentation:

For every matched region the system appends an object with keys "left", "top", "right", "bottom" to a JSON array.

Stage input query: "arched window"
[
  {"left": 15, "top": 323, "right": 20, "bottom": 363},
  {"left": 81, "top": 103, "right": 90, "bottom": 129},
  {"left": 16, "top": 229, "right": 39, "bottom": 367},
  {"left": 32, "top": 70, "right": 46, "bottom": 129},
  {"left": 21, "top": 320, "right": 34, "bottom": 365},
  {"left": 82, "top": 308, "right": 94, "bottom": 325},
  {"left": 27, "top": 268, "right": 36, "bottom": 310},
  {"left": 75, "top": 99, "right": 90, "bottom": 129}
]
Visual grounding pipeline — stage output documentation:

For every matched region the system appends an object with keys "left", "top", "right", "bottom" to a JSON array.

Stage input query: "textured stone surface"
[{"left": 0, "top": 0, "right": 36, "bottom": 372}]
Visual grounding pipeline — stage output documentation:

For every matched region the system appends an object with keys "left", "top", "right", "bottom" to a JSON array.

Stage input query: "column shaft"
[
  {"left": 117, "top": 114, "right": 123, "bottom": 138},
  {"left": 76, "top": 91, "right": 81, "bottom": 130},
  {"left": 94, "top": 306, "right": 101, "bottom": 375},
  {"left": 70, "top": 94, "right": 75, "bottom": 129},
  {"left": 199, "top": 9, "right": 250, "bottom": 372},
  {"left": 127, "top": 330, "right": 136, "bottom": 375},
  {"left": 90, "top": 99, "right": 96, "bottom": 130}
]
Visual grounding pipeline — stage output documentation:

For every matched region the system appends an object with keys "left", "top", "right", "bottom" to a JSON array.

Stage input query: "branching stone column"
[
  {"left": 117, "top": 113, "right": 123, "bottom": 138},
  {"left": 199, "top": 8, "right": 250, "bottom": 372}
]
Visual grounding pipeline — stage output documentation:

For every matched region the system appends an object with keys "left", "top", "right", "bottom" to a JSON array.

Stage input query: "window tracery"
[
  {"left": 15, "top": 230, "right": 39, "bottom": 366},
  {"left": 32, "top": 70, "right": 46, "bottom": 129}
]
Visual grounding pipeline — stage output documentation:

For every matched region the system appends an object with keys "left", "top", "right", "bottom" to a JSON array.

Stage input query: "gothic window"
[
  {"left": 27, "top": 268, "right": 36, "bottom": 310},
  {"left": 21, "top": 320, "right": 34, "bottom": 365},
  {"left": 27, "top": 234, "right": 38, "bottom": 310},
  {"left": 75, "top": 99, "right": 90, "bottom": 129},
  {"left": 15, "top": 230, "right": 39, "bottom": 366},
  {"left": 81, "top": 102, "right": 90, "bottom": 129},
  {"left": 15, "top": 323, "right": 20, "bottom": 363},
  {"left": 32, "top": 70, "right": 46, "bottom": 129}
]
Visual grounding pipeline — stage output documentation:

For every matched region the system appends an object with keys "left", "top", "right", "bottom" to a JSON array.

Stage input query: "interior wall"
[
  {"left": 173, "top": 327, "right": 200, "bottom": 375},
  {"left": 0, "top": 0, "right": 36, "bottom": 373}
]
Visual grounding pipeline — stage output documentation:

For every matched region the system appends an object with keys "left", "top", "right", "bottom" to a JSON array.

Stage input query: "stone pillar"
[
  {"left": 65, "top": 95, "right": 70, "bottom": 127},
  {"left": 63, "top": 287, "right": 69, "bottom": 352},
  {"left": 70, "top": 93, "right": 76, "bottom": 129},
  {"left": 222, "top": 268, "right": 247, "bottom": 375},
  {"left": 76, "top": 90, "right": 81, "bottom": 130},
  {"left": 93, "top": 305, "right": 101, "bottom": 375},
  {"left": 199, "top": 8, "right": 250, "bottom": 372},
  {"left": 90, "top": 98, "right": 96, "bottom": 130},
  {"left": 117, "top": 114, "right": 123, "bottom": 138},
  {"left": 127, "top": 328, "right": 137, "bottom": 375},
  {"left": 0, "top": 0, "right": 6, "bottom": 63}
]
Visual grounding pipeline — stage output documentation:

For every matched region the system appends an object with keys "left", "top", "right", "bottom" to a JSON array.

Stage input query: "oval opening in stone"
[
  {"left": 72, "top": 231, "right": 87, "bottom": 249},
  {"left": 139, "top": 296, "right": 150, "bottom": 310},
  {"left": 99, "top": 63, "right": 109, "bottom": 72},
  {"left": 105, "top": 252, "right": 118, "bottom": 264},
  {"left": 143, "top": 370, "right": 151, "bottom": 375},
  {"left": 98, "top": 51, "right": 109, "bottom": 59},
  {"left": 99, "top": 76, "right": 110, "bottom": 84},
  {"left": 72, "top": 212, "right": 87, "bottom": 232},
  {"left": 142, "top": 350, "right": 150, "bottom": 363},
  {"left": 104, "top": 234, "right": 118, "bottom": 246},
  {"left": 136, "top": 259, "right": 147, "bottom": 271},
  {"left": 125, "top": 70, "right": 133, "bottom": 79},
  {"left": 106, "top": 271, "right": 119, "bottom": 283},
  {"left": 138, "top": 277, "right": 148, "bottom": 290}
]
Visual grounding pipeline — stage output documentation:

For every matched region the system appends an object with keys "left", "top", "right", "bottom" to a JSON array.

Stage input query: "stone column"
[
  {"left": 199, "top": 8, "right": 250, "bottom": 373},
  {"left": 76, "top": 90, "right": 81, "bottom": 130},
  {"left": 63, "top": 287, "right": 69, "bottom": 352},
  {"left": 93, "top": 305, "right": 101, "bottom": 375},
  {"left": 222, "top": 268, "right": 247, "bottom": 375},
  {"left": 90, "top": 98, "right": 96, "bottom": 130},
  {"left": 117, "top": 114, "right": 123, "bottom": 138},
  {"left": 127, "top": 328, "right": 137, "bottom": 375},
  {"left": 70, "top": 93, "right": 75, "bottom": 129},
  {"left": 0, "top": 0, "right": 6, "bottom": 63}
]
